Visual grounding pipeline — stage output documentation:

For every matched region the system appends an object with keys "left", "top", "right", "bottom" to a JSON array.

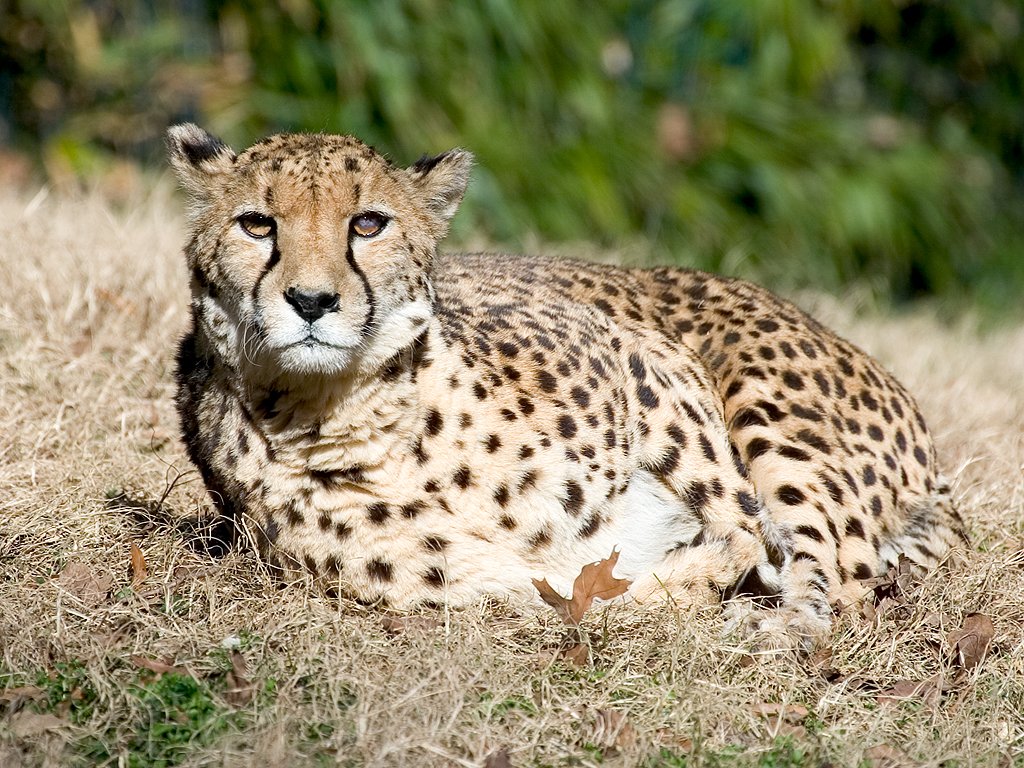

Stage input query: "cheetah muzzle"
[{"left": 168, "top": 123, "right": 967, "bottom": 650}]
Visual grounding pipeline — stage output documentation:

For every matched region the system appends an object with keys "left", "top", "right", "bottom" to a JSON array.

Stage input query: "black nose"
[{"left": 284, "top": 287, "right": 340, "bottom": 323}]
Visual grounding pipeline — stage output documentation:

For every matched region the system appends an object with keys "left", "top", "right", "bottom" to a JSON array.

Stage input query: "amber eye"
[
  {"left": 238, "top": 212, "right": 276, "bottom": 239},
  {"left": 351, "top": 211, "right": 388, "bottom": 238}
]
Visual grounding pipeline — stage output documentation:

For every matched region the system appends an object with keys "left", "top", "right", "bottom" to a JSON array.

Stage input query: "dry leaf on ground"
[
  {"left": 863, "top": 743, "right": 915, "bottom": 767},
  {"left": 532, "top": 550, "right": 631, "bottom": 625},
  {"left": 130, "top": 655, "right": 187, "bottom": 677},
  {"left": 947, "top": 613, "right": 994, "bottom": 669},
  {"left": 750, "top": 702, "right": 809, "bottom": 722},
  {"left": 483, "top": 748, "right": 512, "bottom": 768},
  {"left": 592, "top": 709, "right": 637, "bottom": 749},
  {"left": 57, "top": 561, "right": 112, "bottom": 607},
  {"left": 224, "top": 650, "right": 255, "bottom": 707},
  {"left": 381, "top": 615, "right": 442, "bottom": 634},
  {"left": 0, "top": 685, "right": 45, "bottom": 704},
  {"left": 8, "top": 711, "right": 66, "bottom": 738},
  {"left": 876, "top": 674, "right": 953, "bottom": 709},
  {"left": 129, "top": 542, "right": 148, "bottom": 587}
]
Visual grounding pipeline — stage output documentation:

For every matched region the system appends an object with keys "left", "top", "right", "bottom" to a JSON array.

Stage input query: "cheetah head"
[{"left": 167, "top": 124, "right": 471, "bottom": 377}]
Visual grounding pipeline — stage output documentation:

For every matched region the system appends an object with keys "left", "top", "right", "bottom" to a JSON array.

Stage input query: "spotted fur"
[{"left": 168, "top": 124, "right": 966, "bottom": 648}]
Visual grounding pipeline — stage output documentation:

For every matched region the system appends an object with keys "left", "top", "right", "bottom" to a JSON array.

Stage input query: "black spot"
[
  {"left": 795, "top": 524, "right": 824, "bottom": 542},
  {"left": 557, "top": 414, "right": 578, "bottom": 438},
  {"left": 529, "top": 527, "right": 551, "bottom": 549},
  {"left": 852, "top": 562, "right": 873, "bottom": 580},
  {"left": 494, "top": 485, "right": 510, "bottom": 507},
  {"left": 563, "top": 480, "right": 585, "bottom": 516},
  {"left": 423, "top": 479, "right": 440, "bottom": 493},
  {"left": 685, "top": 481, "right": 710, "bottom": 514},
  {"left": 498, "top": 341, "right": 519, "bottom": 357},
  {"left": 862, "top": 466, "right": 877, "bottom": 486},
  {"left": 755, "top": 319, "right": 780, "bottom": 333},
  {"left": 367, "top": 559, "right": 393, "bottom": 582},
  {"left": 699, "top": 434, "right": 717, "bottom": 462},
  {"left": 472, "top": 382, "right": 487, "bottom": 400},
  {"left": 401, "top": 501, "right": 426, "bottom": 518},
  {"left": 423, "top": 535, "right": 448, "bottom": 552},
  {"left": 499, "top": 514, "right": 517, "bottom": 529},
  {"left": 453, "top": 466, "right": 472, "bottom": 488},
  {"left": 867, "top": 424, "right": 884, "bottom": 441},
  {"left": 758, "top": 400, "right": 787, "bottom": 422},
  {"left": 425, "top": 408, "right": 444, "bottom": 436},
  {"left": 667, "top": 424, "right": 687, "bottom": 447},
  {"left": 636, "top": 385, "right": 660, "bottom": 409},
  {"left": 778, "top": 445, "right": 811, "bottom": 462},
  {"left": 790, "top": 403, "right": 822, "bottom": 422},
  {"left": 823, "top": 476, "right": 844, "bottom": 505},
  {"left": 344, "top": 157, "right": 359, "bottom": 172},
  {"left": 366, "top": 502, "right": 390, "bottom": 525},
  {"left": 914, "top": 446, "right": 928, "bottom": 467},
  {"left": 845, "top": 516, "right": 866, "bottom": 538},
  {"left": 537, "top": 370, "right": 557, "bottom": 393},
  {"left": 870, "top": 495, "right": 883, "bottom": 516},
  {"left": 628, "top": 353, "right": 647, "bottom": 382},
  {"left": 651, "top": 445, "right": 680, "bottom": 476},
  {"left": 745, "top": 437, "right": 772, "bottom": 461},
  {"left": 733, "top": 408, "right": 768, "bottom": 429},
  {"left": 485, "top": 434, "right": 502, "bottom": 452},
  {"left": 579, "top": 513, "right": 601, "bottom": 538},
  {"left": 782, "top": 371, "right": 805, "bottom": 390},
  {"left": 334, "top": 521, "right": 351, "bottom": 541},
  {"left": 795, "top": 429, "right": 831, "bottom": 454},
  {"left": 423, "top": 567, "right": 446, "bottom": 587},
  {"left": 570, "top": 386, "right": 591, "bottom": 408},
  {"left": 776, "top": 484, "right": 806, "bottom": 506}
]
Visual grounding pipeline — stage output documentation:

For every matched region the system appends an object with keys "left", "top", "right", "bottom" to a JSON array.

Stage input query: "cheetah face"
[{"left": 167, "top": 124, "right": 471, "bottom": 377}]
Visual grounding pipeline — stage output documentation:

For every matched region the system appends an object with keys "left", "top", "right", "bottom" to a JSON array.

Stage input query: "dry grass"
[{"left": 1, "top": 187, "right": 1022, "bottom": 768}]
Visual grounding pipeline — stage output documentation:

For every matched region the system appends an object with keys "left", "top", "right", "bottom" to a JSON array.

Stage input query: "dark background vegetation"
[{"left": 2, "top": 0, "right": 1022, "bottom": 310}]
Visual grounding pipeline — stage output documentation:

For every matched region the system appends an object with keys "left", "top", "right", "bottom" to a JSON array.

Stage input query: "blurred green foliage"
[{"left": 2, "top": 0, "right": 1022, "bottom": 308}]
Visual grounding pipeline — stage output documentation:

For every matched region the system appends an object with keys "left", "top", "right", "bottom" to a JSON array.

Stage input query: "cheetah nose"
[{"left": 284, "top": 287, "right": 341, "bottom": 323}]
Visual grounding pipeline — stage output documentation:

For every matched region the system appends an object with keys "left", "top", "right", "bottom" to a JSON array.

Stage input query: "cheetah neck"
[{"left": 232, "top": 319, "right": 444, "bottom": 477}]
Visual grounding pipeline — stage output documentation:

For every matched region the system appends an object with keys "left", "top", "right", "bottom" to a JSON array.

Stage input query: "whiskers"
[{"left": 238, "top": 320, "right": 269, "bottom": 367}]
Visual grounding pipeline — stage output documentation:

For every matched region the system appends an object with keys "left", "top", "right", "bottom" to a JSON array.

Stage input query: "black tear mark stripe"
[
  {"left": 345, "top": 236, "right": 376, "bottom": 336},
  {"left": 252, "top": 242, "right": 282, "bottom": 300}
]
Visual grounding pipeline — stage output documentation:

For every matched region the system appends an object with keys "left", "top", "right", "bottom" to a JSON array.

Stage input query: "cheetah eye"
[
  {"left": 351, "top": 211, "right": 389, "bottom": 238},
  {"left": 238, "top": 212, "right": 276, "bottom": 239}
]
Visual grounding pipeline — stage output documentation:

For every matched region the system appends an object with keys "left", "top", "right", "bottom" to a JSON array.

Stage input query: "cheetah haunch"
[{"left": 168, "top": 124, "right": 966, "bottom": 648}]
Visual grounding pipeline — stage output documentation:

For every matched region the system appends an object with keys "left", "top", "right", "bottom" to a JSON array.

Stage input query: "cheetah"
[{"left": 167, "top": 123, "right": 966, "bottom": 648}]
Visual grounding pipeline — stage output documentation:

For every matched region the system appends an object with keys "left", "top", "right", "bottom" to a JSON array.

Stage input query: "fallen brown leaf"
[
  {"left": 0, "top": 685, "right": 45, "bottom": 704},
  {"left": 947, "top": 613, "right": 994, "bottom": 669},
  {"left": 863, "top": 743, "right": 914, "bottom": 767},
  {"left": 8, "top": 711, "right": 65, "bottom": 738},
  {"left": 381, "top": 615, "right": 442, "bottom": 635},
  {"left": 129, "top": 542, "right": 148, "bottom": 588},
  {"left": 224, "top": 650, "right": 254, "bottom": 707},
  {"left": 807, "top": 648, "right": 842, "bottom": 682},
  {"left": 532, "top": 550, "right": 631, "bottom": 625},
  {"left": 877, "top": 674, "right": 950, "bottom": 709},
  {"left": 130, "top": 655, "right": 187, "bottom": 677},
  {"left": 484, "top": 748, "right": 513, "bottom": 768},
  {"left": 58, "top": 561, "right": 112, "bottom": 607},
  {"left": 750, "top": 702, "right": 809, "bottom": 723},
  {"left": 592, "top": 709, "right": 637, "bottom": 749},
  {"left": 864, "top": 555, "right": 919, "bottom": 605}
]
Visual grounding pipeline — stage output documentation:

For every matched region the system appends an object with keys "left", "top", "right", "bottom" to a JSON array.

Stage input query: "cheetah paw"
[{"left": 721, "top": 600, "right": 831, "bottom": 653}]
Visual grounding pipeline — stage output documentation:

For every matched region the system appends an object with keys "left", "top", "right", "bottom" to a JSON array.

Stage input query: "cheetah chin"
[{"left": 168, "top": 123, "right": 967, "bottom": 651}]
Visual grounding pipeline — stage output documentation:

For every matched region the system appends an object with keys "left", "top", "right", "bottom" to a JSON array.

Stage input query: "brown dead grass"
[{"left": 1, "top": 187, "right": 1023, "bottom": 767}]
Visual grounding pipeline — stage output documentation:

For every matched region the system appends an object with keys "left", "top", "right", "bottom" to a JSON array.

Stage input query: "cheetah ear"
[
  {"left": 407, "top": 149, "right": 473, "bottom": 224},
  {"left": 166, "top": 123, "right": 236, "bottom": 195}
]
